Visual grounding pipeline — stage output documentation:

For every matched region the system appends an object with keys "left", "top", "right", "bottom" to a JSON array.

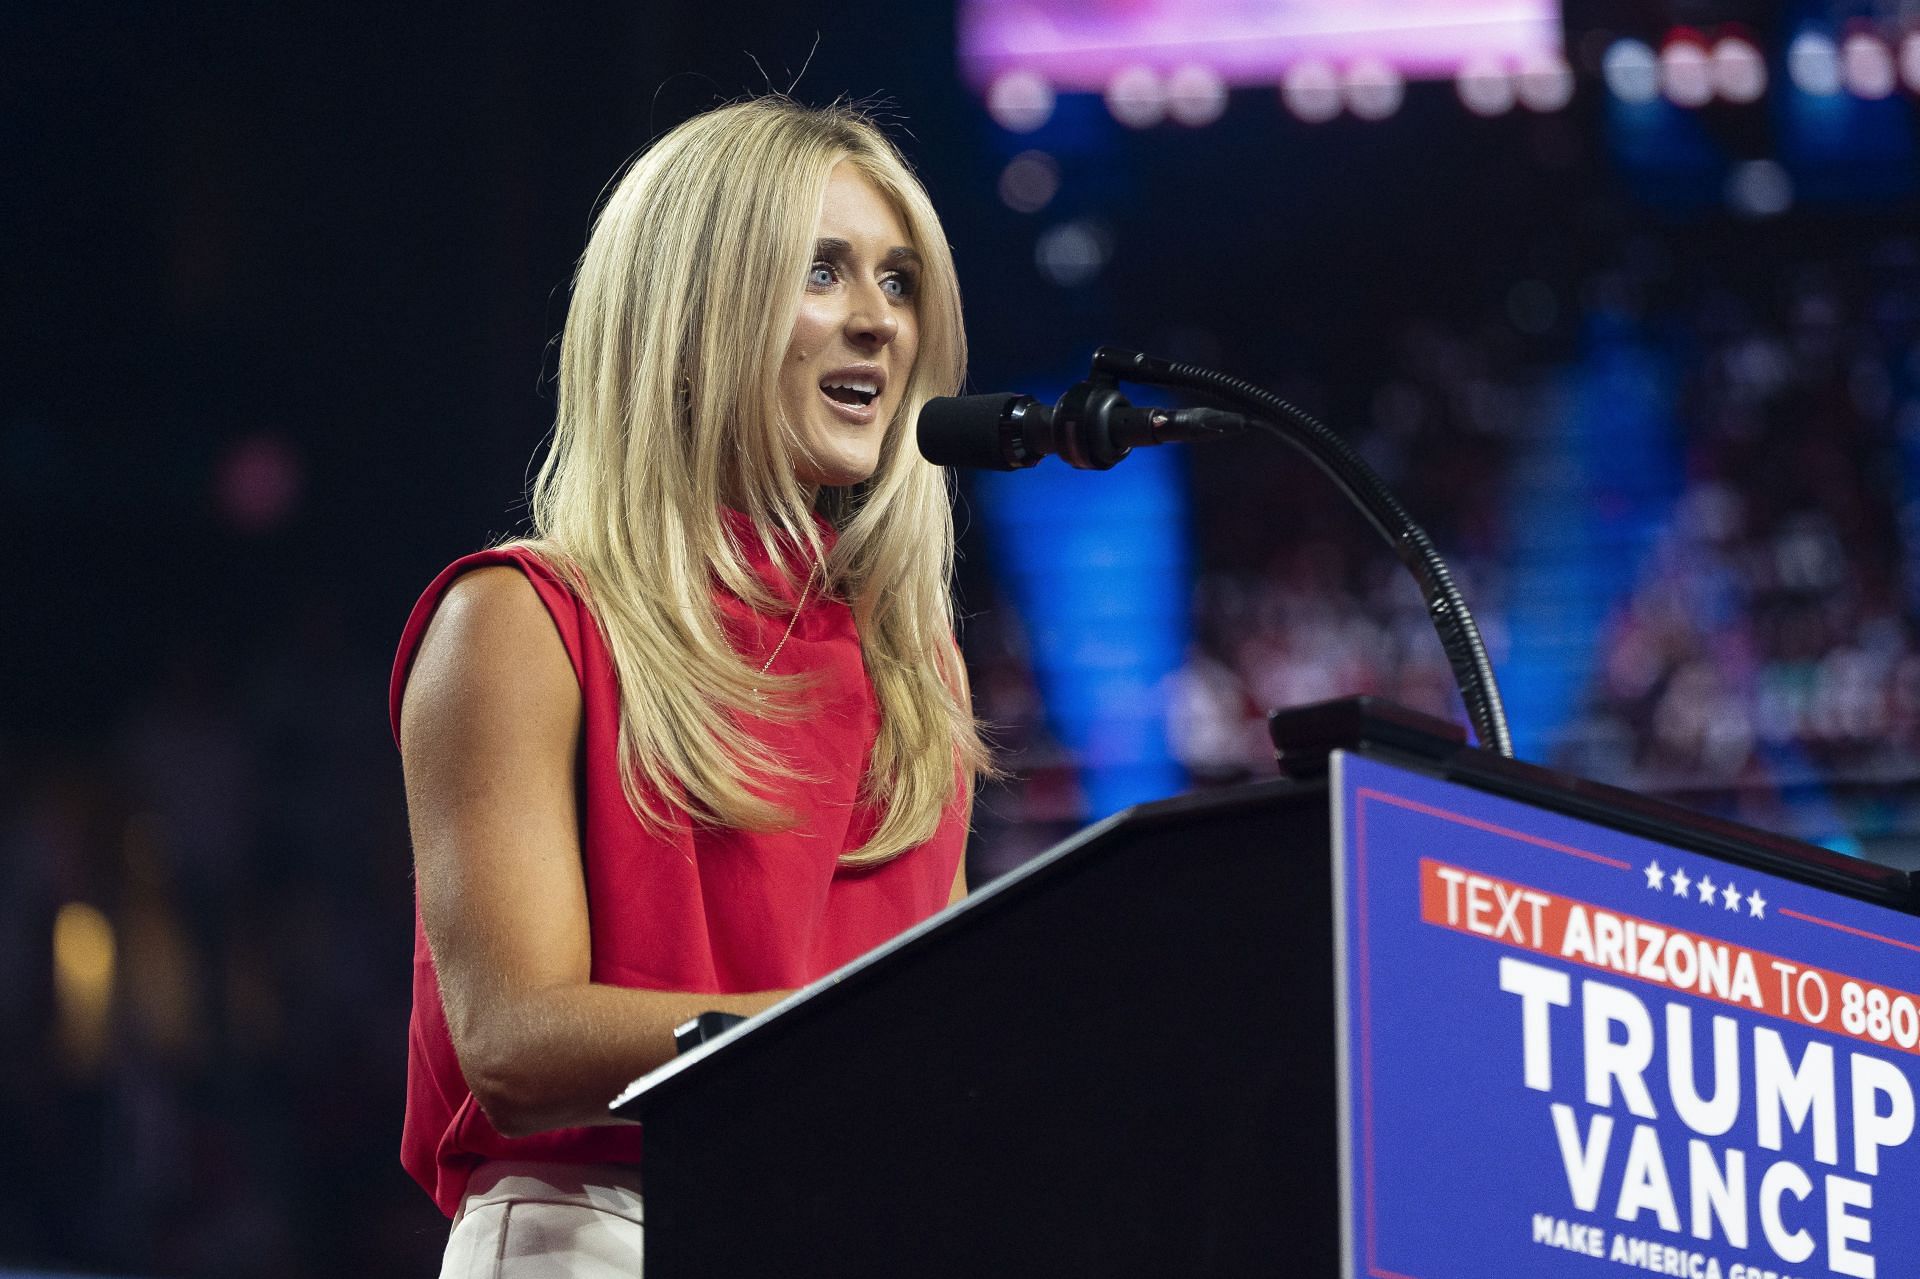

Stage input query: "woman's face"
[{"left": 779, "top": 160, "right": 921, "bottom": 490}]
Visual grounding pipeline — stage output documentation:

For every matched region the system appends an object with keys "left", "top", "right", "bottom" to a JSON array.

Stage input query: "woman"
[{"left": 389, "top": 97, "right": 990, "bottom": 1275}]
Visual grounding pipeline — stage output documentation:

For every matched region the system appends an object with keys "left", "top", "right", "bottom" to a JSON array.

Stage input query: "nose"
[{"left": 844, "top": 281, "right": 899, "bottom": 351}]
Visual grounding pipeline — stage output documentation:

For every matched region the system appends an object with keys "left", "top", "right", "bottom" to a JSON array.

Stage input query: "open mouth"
[{"left": 820, "top": 378, "right": 880, "bottom": 408}]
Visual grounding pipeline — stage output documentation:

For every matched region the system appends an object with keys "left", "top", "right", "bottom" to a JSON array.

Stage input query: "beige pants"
[{"left": 438, "top": 1160, "right": 645, "bottom": 1278}]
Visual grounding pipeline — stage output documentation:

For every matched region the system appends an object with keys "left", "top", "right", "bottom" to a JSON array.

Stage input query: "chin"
[
  {"left": 797, "top": 439, "right": 884, "bottom": 489},
  {"left": 803, "top": 462, "right": 881, "bottom": 490}
]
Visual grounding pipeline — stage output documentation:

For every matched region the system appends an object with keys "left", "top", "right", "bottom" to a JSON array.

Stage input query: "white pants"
[{"left": 438, "top": 1160, "right": 645, "bottom": 1278}]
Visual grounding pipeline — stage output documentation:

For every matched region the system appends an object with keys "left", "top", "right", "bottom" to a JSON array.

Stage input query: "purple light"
[
  {"left": 1841, "top": 31, "right": 1896, "bottom": 100},
  {"left": 1166, "top": 63, "right": 1228, "bottom": 127},
  {"left": 1281, "top": 60, "right": 1343, "bottom": 123},
  {"left": 1514, "top": 51, "right": 1573, "bottom": 112},
  {"left": 1457, "top": 55, "right": 1516, "bottom": 116},
  {"left": 1710, "top": 36, "right": 1767, "bottom": 104},
  {"left": 960, "top": 0, "right": 1563, "bottom": 90},
  {"left": 215, "top": 434, "right": 303, "bottom": 534},
  {"left": 1660, "top": 38, "right": 1712, "bottom": 109},
  {"left": 986, "top": 68, "right": 1056, "bottom": 133},
  {"left": 1343, "top": 57, "right": 1405, "bottom": 120},
  {"left": 998, "top": 150, "right": 1060, "bottom": 213},
  {"left": 1104, "top": 64, "right": 1167, "bottom": 128}
]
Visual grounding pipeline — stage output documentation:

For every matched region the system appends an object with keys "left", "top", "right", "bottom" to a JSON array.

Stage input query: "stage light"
[
  {"left": 1166, "top": 63, "right": 1227, "bottom": 127},
  {"left": 1457, "top": 56, "right": 1516, "bottom": 116},
  {"left": 987, "top": 68, "right": 1056, "bottom": 133},
  {"left": 1514, "top": 52, "right": 1574, "bottom": 112},
  {"left": 1036, "top": 220, "right": 1110, "bottom": 287},
  {"left": 1451, "top": 57, "right": 1512, "bottom": 116},
  {"left": 1343, "top": 57, "right": 1404, "bottom": 121},
  {"left": 1602, "top": 40, "right": 1661, "bottom": 105},
  {"left": 215, "top": 433, "right": 303, "bottom": 534},
  {"left": 1902, "top": 32, "right": 1920, "bottom": 95},
  {"left": 1726, "top": 158, "right": 1793, "bottom": 217},
  {"left": 1104, "top": 64, "right": 1167, "bottom": 128},
  {"left": 1281, "top": 60, "right": 1343, "bottom": 123},
  {"left": 1840, "top": 31, "right": 1896, "bottom": 99},
  {"left": 1709, "top": 36, "right": 1767, "bottom": 104},
  {"left": 998, "top": 150, "right": 1060, "bottom": 214},
  {"left": 54, "top": 901, "right": 115, "bottom": 1075},
  {"left": 1787, "top": 32, "right": 1841, "bottom": 96},
  {"left": 1660, "top": 38, "right": 1713, "bottom": 108}
]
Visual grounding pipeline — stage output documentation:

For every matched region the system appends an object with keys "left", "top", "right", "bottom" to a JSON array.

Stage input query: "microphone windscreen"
[{"left": 917, "top": 393, "right": 1025, "bottom": 470}]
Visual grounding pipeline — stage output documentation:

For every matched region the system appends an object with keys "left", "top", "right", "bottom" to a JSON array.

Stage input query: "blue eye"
[
  {"left": 882, "top": 273, "right": 918, "bottom": 299},
  {"left": 808, "top": 262, "right": 836, "bottom": 288}
]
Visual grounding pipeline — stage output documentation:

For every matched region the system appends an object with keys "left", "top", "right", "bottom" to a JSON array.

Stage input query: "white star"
[
  {"left": 1645, "top": 860, "right": 1666, "bottom": 890},
  {"left": 1748, "top": 888, "right": 1767, "bottom": 919},
  {"left": 1671, "top": 867, "right": 1692, "bottom": 897},
  {"left": 1696, "top": 874, "right": 1718, "bottom": 904},
  {"left": 1722, "top": 881, "right": 1742, "bottom": 910}
]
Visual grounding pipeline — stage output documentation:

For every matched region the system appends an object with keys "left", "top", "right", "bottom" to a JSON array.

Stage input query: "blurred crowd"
[
  {"left": 1560, "top": 238, "right": 1920, "bottom": 854},
  {"left": 0, "top": 613, "right": 441, "bottom": 1275},
  {"left": 1112, "top": 231, "right": 1920, "bottom": 864},
  {"left": 1158, "top": 316, "right": 1522, "bottom": 783}
]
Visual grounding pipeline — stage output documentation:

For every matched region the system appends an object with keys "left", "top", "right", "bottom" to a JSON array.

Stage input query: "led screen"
[{"left": 960, "top": 0, "right": 1564, "bottom": 86}]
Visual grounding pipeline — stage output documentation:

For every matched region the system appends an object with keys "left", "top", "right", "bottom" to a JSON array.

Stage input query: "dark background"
[{"left": 9, "top": 1, "right": 1920, "bottom": 1273}]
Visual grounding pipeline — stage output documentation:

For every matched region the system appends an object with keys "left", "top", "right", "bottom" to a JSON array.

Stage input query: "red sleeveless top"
[{"left": 389, "top": 521, "right": 967, "bottom": 1217}]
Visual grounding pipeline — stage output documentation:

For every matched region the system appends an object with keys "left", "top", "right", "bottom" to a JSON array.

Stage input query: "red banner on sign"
[{"left": 1419, "top": 857, "right": 1920, "bottom": 1058}]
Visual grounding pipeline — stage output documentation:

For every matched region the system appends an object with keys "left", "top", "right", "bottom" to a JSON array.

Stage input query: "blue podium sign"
[{"left": 1333, "top": 751, "right": 1920, "bottom": 1279}]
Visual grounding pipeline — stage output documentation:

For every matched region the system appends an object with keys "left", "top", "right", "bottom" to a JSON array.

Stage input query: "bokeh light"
[
  {"left": 1840, "top": 31, "right": 1896, "bottom": 100},
  {"left": 998, "top": 150, "right": 1061, "bottom": 214},
  {"left": 1166, "top": 63, "right": 1228, "bottom": 127},
  {"left": 987, "top": 68, "right": 1056, "bottom": 133},
  {"left": 1281, "top": 60, "right": 1343, "bottom": 123},
  {"left": 1514, "top": 52, "right": 1574, "bottom": 112},
  {"left": 1660, "top": 37, "right": 1713, "bottom": 109},
  {"left": 1725, "top": 158, "right": 1794, "bottom": 218},
  {"left": 1787, "top": 32, "right": 1842, "bottom": 96},
  {"left": 1104, "top": 63, "right": 1167, "bottom": 128},
  {"left": 1602, "top": 40, "right": 1661, "bottom": 105},
  {"left": 1342, "top": 57, "right": 1404, "bottom": 121},
  {"left": 53, "top": 901, "right": 115, "bottom": 1075},
  {"left": 1036, "top": 220, "right": 1111, "bottom": 287},
  {"left": 215, "top": 432, "right": 304, "bottom": 534},
  {"left": 1709, "top": 36, "right": 1767, "bottom": 104},
  {"left": 1457, "top": 56, "right": 1516, "bottom": 116}
]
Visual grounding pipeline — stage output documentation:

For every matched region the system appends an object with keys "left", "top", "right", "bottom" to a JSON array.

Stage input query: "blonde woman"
[{"left": 389, "top": 98, "right": 989, "bottom": 1276}]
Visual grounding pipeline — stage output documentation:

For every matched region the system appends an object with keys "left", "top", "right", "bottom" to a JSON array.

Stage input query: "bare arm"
[
  {"left": 400, "top": 566, "right": 788, "bottom": 1139},
  {"left": 948, "top": 641, "right": 977, "bottom": 910}
]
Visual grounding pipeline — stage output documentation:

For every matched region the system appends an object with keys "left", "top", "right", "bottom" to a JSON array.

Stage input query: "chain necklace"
[{"left": 756, "top": 561, "right": 821, "bottom": 681}]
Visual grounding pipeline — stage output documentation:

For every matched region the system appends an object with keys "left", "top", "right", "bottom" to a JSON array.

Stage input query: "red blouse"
[{"left": 388, "top": 520, "right": 967, "bottom": 1217}]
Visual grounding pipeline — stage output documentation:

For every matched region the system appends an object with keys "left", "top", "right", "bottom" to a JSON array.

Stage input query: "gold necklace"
[{"left": 756, "top": 561, "right": 820, "bottom": 679}]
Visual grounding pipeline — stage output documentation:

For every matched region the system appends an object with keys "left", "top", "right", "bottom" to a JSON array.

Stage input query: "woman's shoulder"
[
  {"left": 389, "top": 546, "right": 588, "bottom": 747},
  {"left": 432, "top": 562, "right": 553, "bottom": 643}
]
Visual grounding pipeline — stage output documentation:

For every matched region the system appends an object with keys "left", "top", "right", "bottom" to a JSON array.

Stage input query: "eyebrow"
[{"left": 814, "top": 237, "right": 923, "bottom": 270}]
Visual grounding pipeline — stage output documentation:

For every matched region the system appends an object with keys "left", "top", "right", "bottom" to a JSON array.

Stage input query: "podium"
[{"left": 613, "top": 698, "right": 1920, "bottom": 1277}]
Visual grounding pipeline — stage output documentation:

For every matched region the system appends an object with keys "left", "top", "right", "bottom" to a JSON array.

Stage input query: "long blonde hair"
[{"left": 507, "top": 97, "right": 988, "bottom": 867}]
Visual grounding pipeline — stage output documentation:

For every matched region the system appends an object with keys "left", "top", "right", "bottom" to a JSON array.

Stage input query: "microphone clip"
[
  {"left": 915, "top": 352, "right": 1253, "bottom": 472},
  {"left": 1051, "top": 373, "right": 1136, "bottom": 471}
]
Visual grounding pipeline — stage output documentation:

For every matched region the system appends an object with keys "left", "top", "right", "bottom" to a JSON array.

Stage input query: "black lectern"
[{"left": 611, "top": 698, "right": 1916, "bottom": 1277}]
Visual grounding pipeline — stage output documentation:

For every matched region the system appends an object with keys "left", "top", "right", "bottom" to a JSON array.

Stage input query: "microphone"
[{"left": 918, "top": 379, "right": 1250, "bottom": 471}]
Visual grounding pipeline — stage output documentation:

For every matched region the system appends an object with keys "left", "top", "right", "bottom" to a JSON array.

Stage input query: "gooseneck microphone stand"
[{"left": 1077, "top": 346, "right": 1514, "bottom": 760}]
